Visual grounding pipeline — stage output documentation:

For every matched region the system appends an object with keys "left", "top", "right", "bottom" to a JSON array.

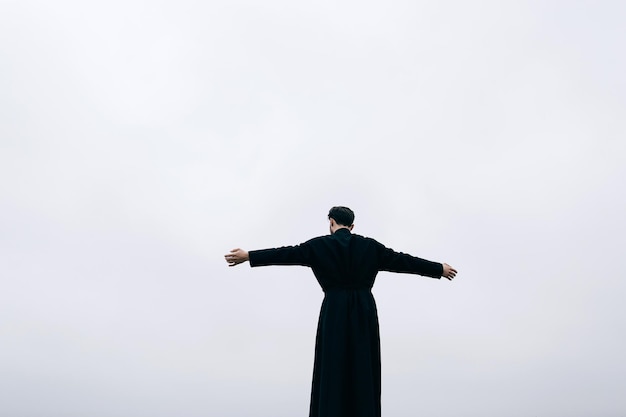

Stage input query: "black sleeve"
[
  {"left": 376, "top": 242, "right": 443, "bottom": 278},
  {"left": 248, "top": 242, "right": 312, "bottom": 267}
]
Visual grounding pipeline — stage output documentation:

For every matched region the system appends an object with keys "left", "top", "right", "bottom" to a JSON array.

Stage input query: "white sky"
[{"left": 1, "top": 1, "right": 625, "bottom": 416}]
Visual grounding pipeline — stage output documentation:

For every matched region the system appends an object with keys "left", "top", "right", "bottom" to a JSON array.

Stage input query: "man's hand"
[
  {"left": 225, "top": 248, "right": 249, "bottom": 267},
  {"left": 442, "top": 263, "right": 458, "bottom": 280}
]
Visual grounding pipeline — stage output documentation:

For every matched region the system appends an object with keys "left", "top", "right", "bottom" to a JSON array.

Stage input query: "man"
[{"left": 225, "top": 206, "right": 457, "bottom": 417}]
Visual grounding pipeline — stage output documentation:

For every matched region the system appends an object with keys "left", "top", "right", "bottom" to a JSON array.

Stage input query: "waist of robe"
[{"left": 324, "top": 284, "right": 373, "bottom": 292}]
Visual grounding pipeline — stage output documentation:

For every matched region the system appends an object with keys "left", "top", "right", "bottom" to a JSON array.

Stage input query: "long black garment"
[{"left": 248, "top": 228, "right": 443, "bottom": 417}]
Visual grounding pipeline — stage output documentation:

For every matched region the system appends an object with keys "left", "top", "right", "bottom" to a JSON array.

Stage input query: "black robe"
[{"left": 248, "top": 228, "right": 443, "bottom": 417}]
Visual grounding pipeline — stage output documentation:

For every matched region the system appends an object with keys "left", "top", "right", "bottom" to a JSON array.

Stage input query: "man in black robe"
[{"left": 225, "top": 206, "right": 458, "bottom": 417}]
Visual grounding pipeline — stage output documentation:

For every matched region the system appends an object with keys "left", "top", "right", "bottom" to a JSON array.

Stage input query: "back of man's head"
[{"left": 328, "top": 206, "right": 355, "bottom": 226}]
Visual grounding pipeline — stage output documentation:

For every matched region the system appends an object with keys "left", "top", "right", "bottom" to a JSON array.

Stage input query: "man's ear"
[{"left": 349, "top": 224, "right": 354, "bottom": 231}]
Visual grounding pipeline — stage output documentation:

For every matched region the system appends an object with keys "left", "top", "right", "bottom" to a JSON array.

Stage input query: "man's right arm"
[{"left": 376, "top": 241, "right": 457, "bottom": 280}]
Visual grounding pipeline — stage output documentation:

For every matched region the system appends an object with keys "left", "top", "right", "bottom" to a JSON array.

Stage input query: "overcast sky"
[{"left": 1, "top": 1, "right": 625, "bottom": 416}]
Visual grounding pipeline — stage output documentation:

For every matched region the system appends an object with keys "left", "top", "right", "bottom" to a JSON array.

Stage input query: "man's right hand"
[{"left": 442, "top": 263, "right": 458, "bottom": 280}]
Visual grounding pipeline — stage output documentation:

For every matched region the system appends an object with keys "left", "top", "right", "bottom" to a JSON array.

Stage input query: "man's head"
[{"left": 328, "top": 206, "right": 354, "bottom": 234}]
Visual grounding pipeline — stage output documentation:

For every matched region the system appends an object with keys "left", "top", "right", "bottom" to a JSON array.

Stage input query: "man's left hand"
[{"left": 225, "top": 248, "right": 249, "bottom": 267}]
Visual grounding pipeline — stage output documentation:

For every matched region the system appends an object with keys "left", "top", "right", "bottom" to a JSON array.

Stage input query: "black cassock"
[{"left": 248, "top": 228, "right": 443, "bottom": 417}]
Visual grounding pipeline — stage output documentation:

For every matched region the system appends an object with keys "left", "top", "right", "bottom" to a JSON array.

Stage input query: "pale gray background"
[{"left": 1, "top": 1, "right": 625, "bottom": 416}]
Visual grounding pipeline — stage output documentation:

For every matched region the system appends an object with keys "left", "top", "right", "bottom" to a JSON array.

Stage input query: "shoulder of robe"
[{"left": 303, "top": 235, "right": 328, "bottom": 245}]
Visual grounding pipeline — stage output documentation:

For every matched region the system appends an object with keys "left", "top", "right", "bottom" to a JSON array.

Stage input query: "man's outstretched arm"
[
  {"left": 377, "top": 242, "right": 458, "bottom": 280},
  {"left": 225, "top": 244, "right": 313, "bottom": 268},
  {"left": 225, "top": 248, "right": 249, "bottom": 267}
]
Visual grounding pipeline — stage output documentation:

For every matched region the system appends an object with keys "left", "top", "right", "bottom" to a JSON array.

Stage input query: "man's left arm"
[{"left": 225, "top": 244, "right": 312, "bottom": 268}]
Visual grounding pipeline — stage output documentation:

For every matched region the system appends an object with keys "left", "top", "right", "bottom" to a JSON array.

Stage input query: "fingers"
[
  {"left": 225, "top": 258, "right": 239, "bottom": 266},
  {"left": 224, "top": 252, "right": 238, "bottom": 265}
]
